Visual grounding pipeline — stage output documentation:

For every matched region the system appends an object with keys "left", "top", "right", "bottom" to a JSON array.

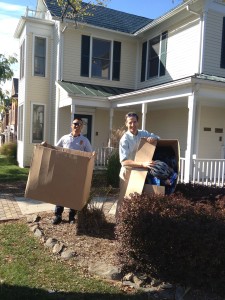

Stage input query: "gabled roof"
[
  {"left": 57, "top": 81, "right": 134, "bottom": 97},
  {"left": 44, "top": 0, "right": 153, "bottom": 34}
]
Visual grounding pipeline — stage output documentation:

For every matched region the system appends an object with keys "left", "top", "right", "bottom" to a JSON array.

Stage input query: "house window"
[
  {"left": 18, "top": 104, "right": 23, "bottom": 141},
  {"left": 20, "top": 40, "right": 25, "bottom": 79},
  {"left": 34, "top": 36, "right": 46, "bottom": 77},
  {"left": 81, "top": 35, "right": 121, "bottom": 81},
  {"left": 220, "top": 17, "right": 225, "bottom": 68},
  {"left": 141, "top": 31, "right": 168, "bottom": 81},
  {"left": 92, "top": 38, "right": 111, "bottom": 79},
  {"left": 32, "top": 104, "right": 45, "bottom": 143}
]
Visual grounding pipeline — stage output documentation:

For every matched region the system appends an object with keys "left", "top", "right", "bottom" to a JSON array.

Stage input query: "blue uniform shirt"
[{"left": 56, "top": 133, "right": 92, "bottom": 152}]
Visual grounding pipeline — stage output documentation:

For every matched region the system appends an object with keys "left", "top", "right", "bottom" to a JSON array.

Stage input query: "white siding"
[
  {"left": 198, "top": 106, "right": 225, "bottom": 158},
  {"left": 203, "top": 10, "right": 225, "bottom": 77},
  {"left": 62, "top": 26, "right": 137, "bottom": 89},
  {"left": 137, "top": 16, "right": 201, "bottom": 90}
]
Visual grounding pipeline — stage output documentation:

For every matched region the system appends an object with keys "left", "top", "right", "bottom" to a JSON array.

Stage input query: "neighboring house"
[
  {"left": 0, "top": 78, "right": 18, "bottom": 144},
  {"left": 14, "top": 0, "right": 225, "bottom": 185}
]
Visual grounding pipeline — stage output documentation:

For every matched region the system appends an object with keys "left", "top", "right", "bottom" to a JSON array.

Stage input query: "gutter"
[
  {"left": 108, "top": 77, "right": 193, "bottom": 101},
  {"left": 134, "top": 0, "right": 199, "bottom": 35}
]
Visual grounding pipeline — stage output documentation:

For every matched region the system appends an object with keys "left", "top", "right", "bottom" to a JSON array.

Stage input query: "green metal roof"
[{"left": 57, "top": 81, "right": 133, "bottom": 97}]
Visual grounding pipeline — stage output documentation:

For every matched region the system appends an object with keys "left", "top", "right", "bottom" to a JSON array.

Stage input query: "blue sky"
[{"left": 0, "top": 0, "right": 182, "bottom": 90}]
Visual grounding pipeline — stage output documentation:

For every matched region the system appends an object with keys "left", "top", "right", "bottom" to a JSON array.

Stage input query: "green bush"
[
  {"left": 106, "top": 150, "right": 120, "bottom": 188},
  {"left": 0, "top": 142, "right": 17, "bottom": 159},
  {"left": 115, "top": 185, "right": 225, "bottom": 293}
]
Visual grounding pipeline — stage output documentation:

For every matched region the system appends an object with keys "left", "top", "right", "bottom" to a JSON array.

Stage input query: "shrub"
[
  {"left": 0, "top": 142, "right": 17, "bottom": 159},
  {"left": 106, "top": 150, "right": 120, "bottom": 188},
  {"left": 115, "top": 187, "right": 225, "bottom": 293}
]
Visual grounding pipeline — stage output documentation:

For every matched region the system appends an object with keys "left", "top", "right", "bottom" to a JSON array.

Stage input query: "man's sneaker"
[{"left": 52, "top": 215, "right": 62, "bottom": 225}]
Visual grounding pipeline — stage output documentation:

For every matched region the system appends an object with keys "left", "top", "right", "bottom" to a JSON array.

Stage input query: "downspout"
[{"left": 186, "top": 4, "right": 206, "bottom": 74}]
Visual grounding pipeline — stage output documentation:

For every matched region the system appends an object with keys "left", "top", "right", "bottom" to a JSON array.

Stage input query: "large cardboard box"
[
  {"left": 25, "top": 144, "right": 95, "bottom": 210},
  {"left": 125, "top": 138, "right": 180, "bottom": 198}
]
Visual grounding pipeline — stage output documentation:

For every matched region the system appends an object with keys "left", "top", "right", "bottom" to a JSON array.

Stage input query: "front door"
[{"left": 74, "top": 114, "right": 92, "bottom": 143}]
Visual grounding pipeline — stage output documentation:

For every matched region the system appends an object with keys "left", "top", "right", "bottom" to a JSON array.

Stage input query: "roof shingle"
[{"left": 44, "top": 0, "right": 152, "bottom": 34}]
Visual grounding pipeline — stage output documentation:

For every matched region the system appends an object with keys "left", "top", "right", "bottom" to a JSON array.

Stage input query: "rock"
[
  {"left": 52, "top": 242, "right": 65, "bottom": 254},
  {"left": 34, "top": 228, "right": 43, "bottom": 237},
  {"left": 88, "top": 262, "right": 121, "bottom": 280},
  {"left": 29, "top": 224, "right": 39, "bottom": 232},
  {"left": 133, "top": 275, "right": 144, "bottom": 287},
  {"left": 45, "top": 238, "right": 58, "bottom": 248},
  {"left": 61, "top": 249, "right": 76, "bottom": 260},
  {"left": 123, "top": 272, "right": 133, "bottom": 282},
  {"left": 27, "top": 214, "right": 40, "bottom": 223}
]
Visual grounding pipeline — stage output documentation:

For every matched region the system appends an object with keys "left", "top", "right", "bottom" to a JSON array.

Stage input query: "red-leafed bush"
[{"left": 115, "top": 185, "right": 225, "bottom": 292}]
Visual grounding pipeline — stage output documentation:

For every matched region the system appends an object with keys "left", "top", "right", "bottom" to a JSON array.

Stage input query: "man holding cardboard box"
[
  {"left": 117, "top": 112, "right": 160, "bottom": 215},
  {"left": 52, "top": 117, "right": 92, "bottom": 225}
]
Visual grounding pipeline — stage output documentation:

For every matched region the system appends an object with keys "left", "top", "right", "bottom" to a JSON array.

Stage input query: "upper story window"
[
  {"left": 141, "top": 31, "right": 168, "bottom": 82},
  {"left": 81, "top": 35, "right": 121, "bottom": 81},
  {"left": 34, "top": 36, "right": 46, "bottom": 77},
  {"left": 20, "top": 40, "right": 25, "bottom": 79}
]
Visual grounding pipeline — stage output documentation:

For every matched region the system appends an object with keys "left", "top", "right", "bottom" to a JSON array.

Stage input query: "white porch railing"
[
  {"left": 191, "top": 158, "right": 225, "bottom": 187},
  {"left": 94, "top": 147, "right": 115, "bottom": 169}
]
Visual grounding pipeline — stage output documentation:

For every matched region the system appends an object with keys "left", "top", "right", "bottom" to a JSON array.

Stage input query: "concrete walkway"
[{"left": 0, "top": 193, "right": 117, "bottom": 222}]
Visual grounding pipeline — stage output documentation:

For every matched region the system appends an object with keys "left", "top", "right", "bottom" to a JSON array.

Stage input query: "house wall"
[
  {"left": 18, "top": 20, "right": 54, "bottom": 167},
  {"left": 198, "top": 106, "right": 225, "bottom": 158},
  {"left": 62, "top": 26, "right": 138, "bottom": 89},
  {"left": 137, "top": 14, "right": 201, "bottom": 90},
  {"left": 146, "top": 108, "right": 188, "bottom": 157}
]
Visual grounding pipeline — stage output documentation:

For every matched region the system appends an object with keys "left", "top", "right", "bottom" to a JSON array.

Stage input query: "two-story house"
[{"left": 14, "top": 0, "right": 225, "bottom": 185}]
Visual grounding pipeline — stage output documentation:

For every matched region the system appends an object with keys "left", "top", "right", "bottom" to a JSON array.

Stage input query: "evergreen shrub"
[
  {"left": 106, "top": 150, "right": 120, "bottom": 188},
  {"left": 115, "top": 186, "right": 225, "bottom": 292},
  {"left": 0, "top": 142, "right": 17, "bottom": 159}
]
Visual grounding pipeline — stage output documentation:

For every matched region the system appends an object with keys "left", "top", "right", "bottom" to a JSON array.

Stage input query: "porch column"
[
  {"left": 71, "top": 104, "right": 75, "bottom": 124},
  {"left": 184, "top": 94, "right": 197, "bottom": 183},
  {"left": 141, "top": 103, "right": 147, "bottom": 130},
  {"left": 108, "top": 108, "right": 114, "bottom": 147}
]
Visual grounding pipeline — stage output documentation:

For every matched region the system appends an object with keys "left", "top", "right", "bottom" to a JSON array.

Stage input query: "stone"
[
  {"left": 27, "top": 214, "right": 40, "bottom": 223},
  {"left": 61, "top": 249, "right": 76, "bottom": 260},
  {"left": 88, "top": 262, "right": 121, "bottom": 280},
  {"left": 45, "top": 238, "right": 58, "bottom": 248},
  {"left": 52, "top": 242, "right": 65, "bottom": 254},
  {"left": 34, "top": 228, "right": 43, "bottom": 237}
]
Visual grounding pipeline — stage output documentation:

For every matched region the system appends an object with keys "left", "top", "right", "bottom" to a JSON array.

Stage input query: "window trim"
[
  {"left": 141, "top": 31, "right": 168, "bottom": 82},
  {"left": 20, "top": 39, "right": 25, "bottom": 79},
  {"left": 32, "top": 35, "right": 48, "bottom": 77},
  {"left": 30, "top": 103, "right": 46, "bottom": 144},
  {"left": 18, "top": 104, "right": 24, "bottom": 141}
]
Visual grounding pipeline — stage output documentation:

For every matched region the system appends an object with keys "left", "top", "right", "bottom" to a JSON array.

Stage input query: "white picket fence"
[{"left": 94, "top": 147, "right": 115, "bottom": 169}]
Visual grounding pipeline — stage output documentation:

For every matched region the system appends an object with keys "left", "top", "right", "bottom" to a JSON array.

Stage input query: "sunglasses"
[
  {"left": 72, "top": 122, "right": 82, "bottom": 127},
  {"left": 125, "top": 113, "right": 139, "bottom": 121}
]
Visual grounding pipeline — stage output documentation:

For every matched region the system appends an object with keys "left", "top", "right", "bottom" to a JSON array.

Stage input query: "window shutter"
[
  {"left": 81, "top": 35, "right": 90, "bottom": 77},
  {"left": 141, "top": 41, "right": 147, "bottom": 82},
  {"left": 160, "top": 31, "right": 168, "bottom": 76},
  {"left": 112, "top": 41, "right": 121, "bottom": 81},
  {"left": 221, "top": 18, "right": 225, "bottom": 68}
]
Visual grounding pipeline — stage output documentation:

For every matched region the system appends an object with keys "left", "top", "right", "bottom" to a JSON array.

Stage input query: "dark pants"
[{"left": 55, "top": 205, "right": 76, "bottom": 219}]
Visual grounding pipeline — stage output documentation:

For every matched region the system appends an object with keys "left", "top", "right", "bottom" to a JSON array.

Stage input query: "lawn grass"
[
  {"left": 0, "top": 156, "right": 147, "bottom": 299},
  {"left": 0, "top": 155, "right": 29, "bottom": 182},
  {"left": 0, "top": 222, "right": 147, "bottom": 300}
]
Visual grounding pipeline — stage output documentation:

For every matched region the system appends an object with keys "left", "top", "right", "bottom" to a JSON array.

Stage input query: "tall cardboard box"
[
  {"left": 125, "top": 138, "right": 180, "bottom": 197},
  {"left": 25, "top": 144, "right": 95, "bottom": 210}
]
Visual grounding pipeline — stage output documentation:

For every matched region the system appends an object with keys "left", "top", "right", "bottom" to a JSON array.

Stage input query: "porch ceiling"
[{"left": 57, "top": 81, "right": 133, "bottom": 97}]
